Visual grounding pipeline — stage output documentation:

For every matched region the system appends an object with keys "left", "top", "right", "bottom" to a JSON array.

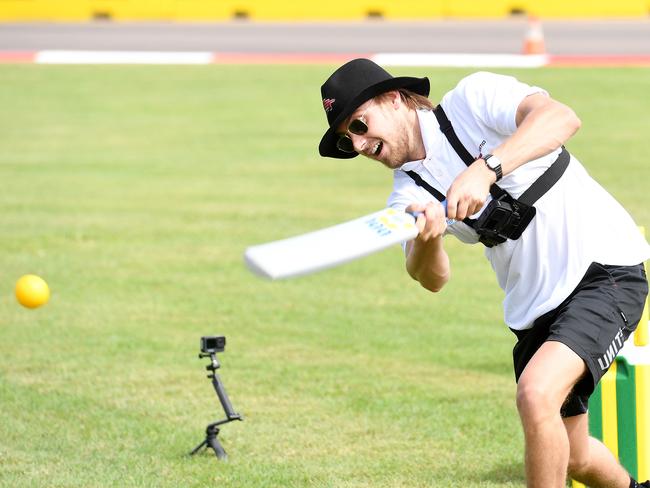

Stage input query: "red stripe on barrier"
[
  {"left": 211, "top": 52, "right": 370, "bottom": 64},
  {"left": 0, "top": 51, "right": 37, "bottom": 63},
  {"left": 548, "top": 55, "right": 650, "bottom": 67}
]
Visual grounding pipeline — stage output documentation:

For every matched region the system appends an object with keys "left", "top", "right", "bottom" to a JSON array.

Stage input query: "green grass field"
[{"left": 0, "top": 64, "right": 648, "bottom": 488}]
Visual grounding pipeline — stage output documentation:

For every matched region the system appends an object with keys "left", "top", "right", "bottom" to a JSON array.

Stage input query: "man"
[{"left": 318, "top": 58, "right": 650, "bottom": 488}]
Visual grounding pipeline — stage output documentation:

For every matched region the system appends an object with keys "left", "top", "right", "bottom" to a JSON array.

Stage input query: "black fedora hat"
[{"left": 318, "top": 58, "right": 430, "bottom": 159}]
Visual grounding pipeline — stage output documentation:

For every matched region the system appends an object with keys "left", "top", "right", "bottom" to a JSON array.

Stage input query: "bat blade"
[{"left": 244, "top": 208, "right": 419, "bottom": 280}]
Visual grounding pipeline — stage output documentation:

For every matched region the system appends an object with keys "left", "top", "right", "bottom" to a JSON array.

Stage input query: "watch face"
[
  {"left": 483, "top": 155, "right": 502, "bottom": 181},
  {"left": 486, "top": 155, "right": 500, "bottom": 169}
]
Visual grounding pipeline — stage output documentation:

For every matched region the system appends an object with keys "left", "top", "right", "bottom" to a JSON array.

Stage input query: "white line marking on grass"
[{"left": 35, "top": 50, "right": 214, "bottom": 65}]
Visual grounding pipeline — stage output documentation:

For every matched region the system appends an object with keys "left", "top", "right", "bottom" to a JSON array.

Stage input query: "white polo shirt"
[{"left": 387, "top": 71, "right": 650, "bottom": 331}]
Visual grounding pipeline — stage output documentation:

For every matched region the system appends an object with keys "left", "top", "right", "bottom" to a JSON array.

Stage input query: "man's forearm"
[{"left": 406, "top": 236, "right": 450, "bottom": 292}]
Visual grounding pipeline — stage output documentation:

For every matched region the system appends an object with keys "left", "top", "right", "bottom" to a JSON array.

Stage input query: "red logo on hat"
[{"left": 323, "top": 98, "right": 335, "bottom": 112}]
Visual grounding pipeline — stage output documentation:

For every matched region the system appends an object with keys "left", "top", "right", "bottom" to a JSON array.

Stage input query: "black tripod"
[{"left": 190, "top": 349, "right": 242, "bottom": 460}]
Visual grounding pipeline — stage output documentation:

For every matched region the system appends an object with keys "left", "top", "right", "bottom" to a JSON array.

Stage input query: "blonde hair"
[{"left": 398, "top": 89, "right": 435, "bottom": 110}]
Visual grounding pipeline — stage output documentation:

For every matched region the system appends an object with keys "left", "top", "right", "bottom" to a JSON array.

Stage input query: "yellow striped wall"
[
  {"left": 0, "top": 0, "right": 649, "bottom": 21},
  {"left": 639, "top": 364, "right": 650, "bottom": 481},
  {"left": 602, "top": 361, "right": 620, "bottom": 459}
]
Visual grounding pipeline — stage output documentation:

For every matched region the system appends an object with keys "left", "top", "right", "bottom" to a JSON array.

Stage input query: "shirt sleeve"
[{"left": 448, "top": 71, "right": 548, "bottom": 135}]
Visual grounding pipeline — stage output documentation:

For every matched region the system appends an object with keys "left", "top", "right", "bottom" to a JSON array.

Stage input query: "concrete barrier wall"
[{"left": 0, "top": 0, "right": 648, "bottom": 21}]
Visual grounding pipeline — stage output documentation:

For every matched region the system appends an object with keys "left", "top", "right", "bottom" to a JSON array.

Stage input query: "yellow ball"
[{"left": 15, "top": 274, "right": 50, "bottom": 309}]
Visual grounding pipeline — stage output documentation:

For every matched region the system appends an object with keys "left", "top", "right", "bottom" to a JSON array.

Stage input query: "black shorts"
[{"left": 511, "top": 261, "right": 648, "bottom": 418}]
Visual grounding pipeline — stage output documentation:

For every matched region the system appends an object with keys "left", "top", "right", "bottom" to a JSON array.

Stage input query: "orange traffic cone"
[{"left": 523, "top": 16, "right": 546, "bottom": 55}]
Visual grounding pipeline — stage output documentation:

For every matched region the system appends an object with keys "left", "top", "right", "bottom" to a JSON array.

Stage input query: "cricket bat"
[{"left": 244, "top": 208, "right": 420, "bottom": 280}]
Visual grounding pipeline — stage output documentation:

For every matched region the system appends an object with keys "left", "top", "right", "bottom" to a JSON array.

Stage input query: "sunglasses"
[{"left": 336, "top": 100, "right": 374, "bottom": 153}]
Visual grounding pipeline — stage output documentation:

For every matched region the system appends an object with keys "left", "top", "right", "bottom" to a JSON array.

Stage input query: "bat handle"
[{"left": 407, "top": 200, "right": 455, "bottom": 226}]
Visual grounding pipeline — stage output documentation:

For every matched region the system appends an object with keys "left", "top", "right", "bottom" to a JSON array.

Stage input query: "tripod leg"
[{"left": 189, "top": 439, "right": 208, "bottom": 456}]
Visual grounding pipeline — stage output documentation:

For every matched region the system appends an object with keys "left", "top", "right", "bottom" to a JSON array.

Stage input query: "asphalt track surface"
[{"left": 1, "top": 19, "right": 650, "bottom": 55}]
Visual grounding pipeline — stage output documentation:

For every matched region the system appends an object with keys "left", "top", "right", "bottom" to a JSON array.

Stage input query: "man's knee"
[
  {"left": 516, "top": 380, "right": 567, "bottom": 425},
  {"left": 567, "top": 449, "right": 590, "bottom": 478},
  {"left": 516, "top": 382, "right": 554, "bottom": 423}
]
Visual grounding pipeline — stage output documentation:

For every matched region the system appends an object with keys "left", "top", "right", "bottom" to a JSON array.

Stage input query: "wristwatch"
[{"left": 483, "top": 154, "right": 503, "bottom": 181}]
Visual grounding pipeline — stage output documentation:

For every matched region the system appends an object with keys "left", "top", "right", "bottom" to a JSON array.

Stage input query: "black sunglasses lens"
[
  {"left": 336, "top": 135, "right": 355, "bottom": 153},
  {"left": 348, "top": 118, "right": 368, "bottom": 136}
]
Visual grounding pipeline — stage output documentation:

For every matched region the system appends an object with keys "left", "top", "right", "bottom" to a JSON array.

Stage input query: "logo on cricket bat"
[{"left": 365, "top": 217, "right": 393, "bottom": 237}]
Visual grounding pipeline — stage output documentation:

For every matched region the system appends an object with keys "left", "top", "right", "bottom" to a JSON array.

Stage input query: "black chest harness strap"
[{"left": 405, "top": 105, "right": 570, "bottom": 248}]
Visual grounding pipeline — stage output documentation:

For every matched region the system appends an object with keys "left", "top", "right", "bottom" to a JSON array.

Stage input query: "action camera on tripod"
[
  {"left": 190, "top": 336, "right": 242, "bottom": 460},
  {"left": 200, "top": 335, "right": 225, "bottom": 354}
]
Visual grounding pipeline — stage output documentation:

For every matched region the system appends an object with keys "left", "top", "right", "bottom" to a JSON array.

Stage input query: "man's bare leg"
[
  {"left": 565, "top": 413, "right": 632, "bottom": 488},
  {"left": 516, "top": 341, "right": 586, "bottom": 488}
]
